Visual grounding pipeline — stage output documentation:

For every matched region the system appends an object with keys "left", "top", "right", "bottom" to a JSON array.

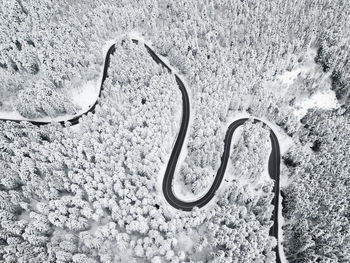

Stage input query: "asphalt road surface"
[{"left": 0, "top": 39, "right": 281, "bottom": 263}]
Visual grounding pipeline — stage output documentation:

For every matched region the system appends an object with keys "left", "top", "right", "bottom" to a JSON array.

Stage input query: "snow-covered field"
[{"left": 294, "top": 90, "right": 339, "bottom": 119}]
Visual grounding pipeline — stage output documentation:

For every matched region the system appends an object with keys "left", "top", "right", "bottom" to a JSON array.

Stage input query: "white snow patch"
[
  {"left": 294, "top": 89, "right": 339, "bottom": 119},
  {"left": 0, "top": 110, "right": 78, "bottom": 123},
  {"left": 278, "top": 49, "right": 318, "bottom": 86},
  {"left": 67, "top": 38, "right": 117, "bottom": 115},
  {"left": 266, "top": 47, "right": 339, "bottom": 121},
  {"left": 280, "top": 174, "right": 292, "bottom": 189},
  {"left": 68, "top": 80, "right": 99, "bottom": 114},
  {"left": 0, "top": 106, "right": 85, "bottom": 124},
  {"left": 0, "top": 110, "right": 24, "bottom": 120}
]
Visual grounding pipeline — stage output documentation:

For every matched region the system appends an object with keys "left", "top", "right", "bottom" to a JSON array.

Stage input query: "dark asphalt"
[{"left": 0, "top": 39, "right": 281, "bottom": 263}]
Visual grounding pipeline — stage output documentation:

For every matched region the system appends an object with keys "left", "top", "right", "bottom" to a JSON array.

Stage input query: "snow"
[
  {"left": 68, "top": 80, "right": 99, "bottom": 114},
  {"left": 279, "top": 169, "right": 294, "bottom": 188},
  {"left": 0, "top": 110, "right": 24, "bottom": 120},
  {"left": 294, "top": 89, "right": 340, "bottom": 119},
  {"left": 0, "top": 110, "right": 77, "bottom": 123},
  {"left": 267, "top": 47, "right": 340, "bottom": 121},
  {"left": 278, "top": 49, "right": 318, "bottom": 86},
  {"left": 221, "top": 112, "right": 273, "bottom": 196}
]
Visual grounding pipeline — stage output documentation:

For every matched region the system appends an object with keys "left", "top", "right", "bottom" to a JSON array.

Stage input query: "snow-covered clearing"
[
  {"left": 278, "top": 48, "right": 318, "bottom": 86},
  {"left": 0, "top": 110, "right": 24, "bottom": 120},
  {"left": 294, "top": 89, "right": 339, "bottom": 119},
  {"left": 267, "top": 47, "right": 340, "bottom": 121},
  {"left": 67, "top": 80, "right": 99, "bottom": 115}
]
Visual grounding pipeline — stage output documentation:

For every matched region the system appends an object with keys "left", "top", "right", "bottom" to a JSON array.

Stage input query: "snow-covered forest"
[{"left": 0, "top": 0, "right": 349, "bottom": 262}]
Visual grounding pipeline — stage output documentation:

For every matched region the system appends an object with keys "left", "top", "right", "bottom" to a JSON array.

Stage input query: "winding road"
[{"left": 0, "top": 39, "right": 281, "bottom": 262}]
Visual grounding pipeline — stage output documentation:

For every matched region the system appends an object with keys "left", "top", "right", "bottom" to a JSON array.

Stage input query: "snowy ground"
[
  {"left": 294, "top": 89, "right": 339, "bottom": 119},
  {"left": 268, "top": 47, "right": 340, "bottom": 121},
  {"left": 277, "top": 48, "right": 319, "bottom": 86}
]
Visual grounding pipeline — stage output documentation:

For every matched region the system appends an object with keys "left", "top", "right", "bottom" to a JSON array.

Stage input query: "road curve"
[
  {"left": 0, "top": 39, "right": 281, "bottom": 262},
  {"left": 137, "top": 40, "right": 281, "bottom": 262}
]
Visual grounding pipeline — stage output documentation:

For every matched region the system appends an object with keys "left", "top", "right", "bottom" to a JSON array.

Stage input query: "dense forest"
[
  {"left": 0, "top": 40, "right": 275, "bottom": 262},
  {"left": 0, "top": 0, "right": 349, "bottom": 262}
]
